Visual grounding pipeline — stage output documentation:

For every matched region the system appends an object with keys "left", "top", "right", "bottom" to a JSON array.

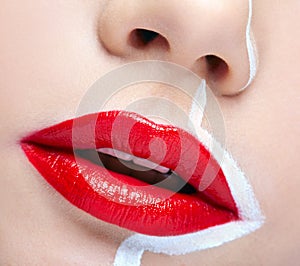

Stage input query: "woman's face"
[{"left": 0, "top": 0, "right": 299, "bottom": 265}]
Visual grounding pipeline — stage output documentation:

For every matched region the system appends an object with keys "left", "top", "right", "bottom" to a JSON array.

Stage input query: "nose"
[{"left": 98, "top": 0, "right": 256, "bottom": 95}]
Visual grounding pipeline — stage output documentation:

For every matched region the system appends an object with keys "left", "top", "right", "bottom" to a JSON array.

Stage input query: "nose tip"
[{"left": 98, "top": 0, "right": 256, "bottom": 95}]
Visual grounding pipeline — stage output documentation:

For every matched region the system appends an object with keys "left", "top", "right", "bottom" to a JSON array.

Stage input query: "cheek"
[
  {"left": 0, "top": 0, "right": 113, "bottom": 145},
  {"left": 215, "top": 0, "right": 300, "bottom": 257}
]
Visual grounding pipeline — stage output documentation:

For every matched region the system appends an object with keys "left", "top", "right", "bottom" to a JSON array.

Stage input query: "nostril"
[
  {"left": 133, "top": 29, "right": 159, "bottom": 45},
  {"left": 205, "top": 55, "right": 229, "bottom": 82},
  {"left": 129, "top": 28, "right": 170, "bottom": 50}
]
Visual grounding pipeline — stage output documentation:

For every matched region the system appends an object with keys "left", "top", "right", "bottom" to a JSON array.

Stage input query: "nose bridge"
[{"left": 99, "top": 0, "right": 253, "bottom": 95}]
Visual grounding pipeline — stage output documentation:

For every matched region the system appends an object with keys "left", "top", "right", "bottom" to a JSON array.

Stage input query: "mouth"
[{"left": 21, "top": 111, "right": 239, "bottom": 236}]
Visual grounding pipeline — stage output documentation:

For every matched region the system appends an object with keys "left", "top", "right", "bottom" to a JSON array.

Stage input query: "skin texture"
[{"left": 0, "top": 0, "right": 299, "bottom": 265}]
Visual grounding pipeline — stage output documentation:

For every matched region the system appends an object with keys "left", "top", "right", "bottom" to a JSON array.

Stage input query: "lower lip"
[{"left": 21, "top": 111, "right": 238, "bottom": 236}]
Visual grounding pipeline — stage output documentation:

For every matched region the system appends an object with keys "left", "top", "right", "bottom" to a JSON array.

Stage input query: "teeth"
[
  {"left": 97, "top": 148, "right": 170, "bottom": 174},
  {"left": 132, "top": 157, "right": 170, "bottom": 174},
  {"left": 132, "top": 157, "right": 158, "bottom": 169},
  {"left": 97, "top": 148, "right": 133, "bottom": 161},
  {"left": 154, "top": 165, "right": 171, "bottom": 174}
]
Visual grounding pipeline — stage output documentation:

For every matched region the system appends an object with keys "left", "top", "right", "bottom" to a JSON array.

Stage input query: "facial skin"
[{"left": 0, "top": 0, "right": 299, "bottom": 265}]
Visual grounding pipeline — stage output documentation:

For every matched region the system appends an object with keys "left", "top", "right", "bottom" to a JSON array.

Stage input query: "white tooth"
[
  {"left": 154, "top": 165, "right": 170, "bottom": 174},
  {"left": 97, "top": 148, "right": 133, "bottom": 161},
  {"left": 97, "top": 148, "right": 115, "bottom": 157},
  {"left": 114, "top": 150, "right": 133, "bottom": 161},
  {"left": 133, "top": 157, "right": 158, "bottom": 169},
  {"left": 132, "top": 157, "right": 170, "bottom": 174}
]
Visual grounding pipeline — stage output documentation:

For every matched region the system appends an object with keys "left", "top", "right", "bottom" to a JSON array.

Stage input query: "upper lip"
[{"left": 21, "top": 110, "right": 239, "bottom": 236}]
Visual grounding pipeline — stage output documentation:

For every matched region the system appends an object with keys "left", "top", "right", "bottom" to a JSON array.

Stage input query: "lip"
[{"left": 21, "top": 110, "right": 239, "bottom": 236}]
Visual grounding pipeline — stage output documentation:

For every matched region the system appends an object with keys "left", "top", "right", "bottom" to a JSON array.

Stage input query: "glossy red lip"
[{"left": 21, "top": 111, "right": 239, "bottom": 236}]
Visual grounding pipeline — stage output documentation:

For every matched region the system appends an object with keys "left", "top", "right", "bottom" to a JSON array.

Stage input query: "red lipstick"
[{"left": 21, "top": 111, "right": 239, "bottom": 236}]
